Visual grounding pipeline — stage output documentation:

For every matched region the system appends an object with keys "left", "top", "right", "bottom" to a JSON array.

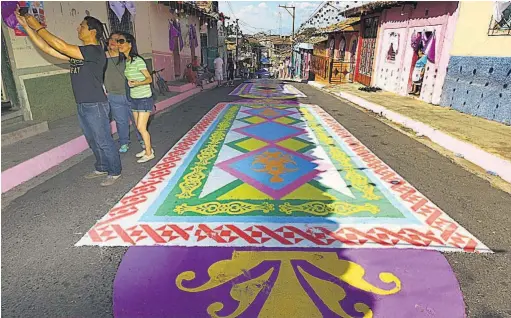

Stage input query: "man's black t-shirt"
[{"left": 69, "top": 45, "right": 107, "bottom": 104}]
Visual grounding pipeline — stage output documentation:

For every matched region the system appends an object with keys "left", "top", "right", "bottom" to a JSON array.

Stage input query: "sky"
[{"left": 218, "top": 1, "right": 323, "bottom": 35}]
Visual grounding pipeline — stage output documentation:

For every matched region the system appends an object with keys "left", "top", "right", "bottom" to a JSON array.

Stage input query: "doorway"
[
  {"left": 355, "top": 16, "right": 379, "bottom": 86},
  {"left": 408, "top": 30, "right": 432, "bottom": 96}
]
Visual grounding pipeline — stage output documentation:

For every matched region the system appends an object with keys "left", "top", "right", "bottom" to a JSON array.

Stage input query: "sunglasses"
[{"left": 116, "top": 39, "right": 129, "bottom": 44}]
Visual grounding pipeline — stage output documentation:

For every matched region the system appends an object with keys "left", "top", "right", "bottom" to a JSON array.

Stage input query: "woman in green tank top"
[{"left": 117, "top": 32, "right": 155, "bottom": 163}]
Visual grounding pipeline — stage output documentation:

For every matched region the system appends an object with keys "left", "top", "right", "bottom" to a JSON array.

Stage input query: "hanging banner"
[{"left": 14, "top": 1, "right": 47, "bottom": 36}]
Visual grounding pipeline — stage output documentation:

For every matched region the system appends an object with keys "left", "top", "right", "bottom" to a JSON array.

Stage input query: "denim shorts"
[{"left": 131, "top": 97, "right": 154, "bottom": 112}]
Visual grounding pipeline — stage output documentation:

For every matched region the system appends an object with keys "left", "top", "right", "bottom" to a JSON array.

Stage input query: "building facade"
[
  {"left": 372, "top": 2, "right": 459, "bottom": 104},
  {"left": 309, "top": 18, "right": 360, "bottom": 84},
  {"left": 1, "top": 1, "right": 219, "bottom": 123},
  {"left": 440, "top": 1, "right": 511, "bottom": 124},
  {"left": 300, "top": 1, "right": 510, "bottom": 125}
]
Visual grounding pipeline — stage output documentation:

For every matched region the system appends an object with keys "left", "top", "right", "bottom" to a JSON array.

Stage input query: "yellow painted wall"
[
  {"left": 8, "top": 2, "right": 108, "bottom": 69},
  {"left": 450, "top": 1, "right": 511, "bottom": 57}
]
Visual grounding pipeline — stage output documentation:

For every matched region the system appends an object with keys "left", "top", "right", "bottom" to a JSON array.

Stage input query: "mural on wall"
[
  {"left": 386, "top": 32, "right": 400, "bottom": 62},
  {"left": 375, "top": 25, "right": 442, "bottom": 101}
]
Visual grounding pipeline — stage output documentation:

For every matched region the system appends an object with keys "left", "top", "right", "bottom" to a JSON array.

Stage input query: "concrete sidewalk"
[
  {"left": 309, "top": 81, "right": 511, "bottom": 185},
  {"left": 1, "top": 82, "right": 217, "bottom": 195}
]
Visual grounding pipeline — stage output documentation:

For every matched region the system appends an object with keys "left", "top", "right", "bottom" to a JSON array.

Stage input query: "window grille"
[
  {"left": 488, "top": 2, "right": 511, "bottom": 36},
  {"left": 107, "top": 5, "right": 134, "bottom": 35}
]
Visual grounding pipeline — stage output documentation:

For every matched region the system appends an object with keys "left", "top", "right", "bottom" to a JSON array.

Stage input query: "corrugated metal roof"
[
  {"left": 308, "top": 36, "right": 328, "bottom": 44},
  {"left": 316, "top": 17, "right": 361, "bottom": 34}
]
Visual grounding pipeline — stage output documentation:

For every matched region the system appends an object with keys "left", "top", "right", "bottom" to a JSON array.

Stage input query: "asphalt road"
[{"left": 2, "top": 82, "right": 510, "bottom": 317}]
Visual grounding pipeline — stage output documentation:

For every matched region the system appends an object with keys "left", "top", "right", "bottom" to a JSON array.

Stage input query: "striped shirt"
[{"left": 124, "top": 57, "right": 152, "bottom": 99}]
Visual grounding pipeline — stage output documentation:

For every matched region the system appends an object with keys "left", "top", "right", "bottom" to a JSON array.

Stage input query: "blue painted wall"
[{"left": 440, "top": 56, "right": 511, "bottom": 125}]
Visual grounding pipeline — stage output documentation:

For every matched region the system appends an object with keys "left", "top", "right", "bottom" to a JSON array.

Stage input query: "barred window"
[
  {"left": 496, "top": 1, "right": 511, "bottom": 29},
  {"left": 489, "top": 1, "right": 511, "bottom": 35},
  {"left": 107, "top": 5, "right": 134, "bottom": 35}
]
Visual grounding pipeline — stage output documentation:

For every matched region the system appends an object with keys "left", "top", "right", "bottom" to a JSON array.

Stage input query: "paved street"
[{"left": 2, "top": 82, "right": 511, "bottom": 317}]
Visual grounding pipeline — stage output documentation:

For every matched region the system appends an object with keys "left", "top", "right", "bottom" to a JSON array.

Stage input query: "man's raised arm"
[
  {"left": 16, "top": 7, "right": 84, "bottom": 60},
  {"left": 15, "top": 10, "right": 69, "bottom": 61}
]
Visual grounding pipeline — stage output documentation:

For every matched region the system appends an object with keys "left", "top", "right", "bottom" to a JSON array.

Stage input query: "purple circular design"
[
  {"left": 1, "top": 2, "right": 19, "bottom": 29},
  {"left": 113, "top": 247, "right": 465, "bottom": 317}
]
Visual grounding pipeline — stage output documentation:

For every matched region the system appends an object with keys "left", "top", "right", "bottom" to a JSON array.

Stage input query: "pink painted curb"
[
  {"left": 1, "top": 82, "right": 217, "bottom": 193},
  {"left": 308, "top": 82, "right": 511, "bottom": 184},
  {"left": 167, "top": 82, "right": 195, "bottom": 93}
]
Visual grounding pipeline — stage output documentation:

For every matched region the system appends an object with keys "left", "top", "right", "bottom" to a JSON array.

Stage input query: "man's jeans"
[
  {"left": 77, "top": 101, "right": 122, "bottom": 176},
  {"left": 108, "top": 94, "right": 142, "bottom": 146}
]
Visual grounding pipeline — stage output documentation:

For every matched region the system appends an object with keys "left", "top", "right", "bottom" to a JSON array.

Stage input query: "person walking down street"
[
  {"left": 15, "top": 8, "right": 122, "bottom": 186},
  {"left": 105, "top": 31, "right": 144, "bottom": 153},
  {"left": 279, "top": 63, "right": 284, "bottom": 79},
  {"left": 118, "top": 32, "right": 155, "bottom": 163},
  {"left": 227, "top": 58, "right": 235, "bottom": 86},
  {"left": 191, "top": 56, "right": 203, "bottom": 90},
  {"left": 213, "top": 54, "right": 224, "bottom": 87}
]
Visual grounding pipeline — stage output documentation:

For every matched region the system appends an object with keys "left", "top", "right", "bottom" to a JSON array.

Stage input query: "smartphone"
[{"left": 19, "top": 7, "right": 29, "bottom": 16}]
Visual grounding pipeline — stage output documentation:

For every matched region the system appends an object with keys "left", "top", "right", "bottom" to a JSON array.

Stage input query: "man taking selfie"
[{"left": 15, "top": 7, "right": 122, "bottom": 186}]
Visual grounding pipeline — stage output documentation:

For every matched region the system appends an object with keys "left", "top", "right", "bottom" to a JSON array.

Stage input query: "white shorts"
[
  {"left": 412, "top": 67, "right": 423, "bottom": 82},
  {"left": 215, "top": 70, "right": 223, "bottom": 80}
]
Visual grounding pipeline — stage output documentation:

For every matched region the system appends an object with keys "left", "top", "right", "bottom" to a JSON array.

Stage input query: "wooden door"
[{"left": 355, "top": 17, "right": 379, "bottom": 86}]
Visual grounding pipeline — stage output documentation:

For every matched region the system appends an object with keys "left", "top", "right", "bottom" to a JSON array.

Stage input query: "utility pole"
[
  {"left": 279, "top": 4, "right": 296, "bottom": 77},
  {"left": 278, "top": 12, "right": 282, "bottom": 36},
  {"left": 235, "top": 18, "right": 239, "bottom": 77}
]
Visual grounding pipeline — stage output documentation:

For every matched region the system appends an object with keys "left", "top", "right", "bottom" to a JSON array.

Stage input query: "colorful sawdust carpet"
[
  {"left": 229, "top": 82, "right": 307, "bottom": 99},
  {"left": 113, "top": 247, "right": 465, "bottom": 317},
  {"left": 77, "top": 100, "right": 489, "bottom": 253}
]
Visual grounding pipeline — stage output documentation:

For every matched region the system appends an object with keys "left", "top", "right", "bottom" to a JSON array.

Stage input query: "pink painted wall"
[
  {"left": 148, "top": 3, "right": 201, "bottom": 81},
  {"left": 373, "top": 2, "right": 459, "bottom": 104}
]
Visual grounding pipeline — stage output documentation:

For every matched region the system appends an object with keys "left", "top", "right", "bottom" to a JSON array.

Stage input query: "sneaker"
[
  {"left": 100, "top": 175, "right": 121, "bottom": 187},
  {"left": 84, "top": 170, "right": 108, "bottom": 179},
  {"left": 137, "top": 151, "right": 155, "bottom": 163},
  {"left": 136, "top": 148, "right": 154, "bottom": 158},
  {"left": 140, "top": 141, "right": 145, "bottom": 149},
  {"left": 119, "top": 144, "right": 129, "bottom": 153}
]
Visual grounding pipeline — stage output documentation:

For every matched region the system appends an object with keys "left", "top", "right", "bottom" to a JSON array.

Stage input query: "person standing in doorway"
[
  {"left": 411, "top": 50, "right": 428, "bottom": 95},
  {"left": 213, "top": 54, "right": 224, "bottom": 87},
  {"left": 105, "top": 31, "right": 144, "bottom": 153},
  {"left": 118, "top": 32, "right": 155, "bottom": 163},
  {"left": 15, "top": 8, "right": 122, "bottom": 186}
]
